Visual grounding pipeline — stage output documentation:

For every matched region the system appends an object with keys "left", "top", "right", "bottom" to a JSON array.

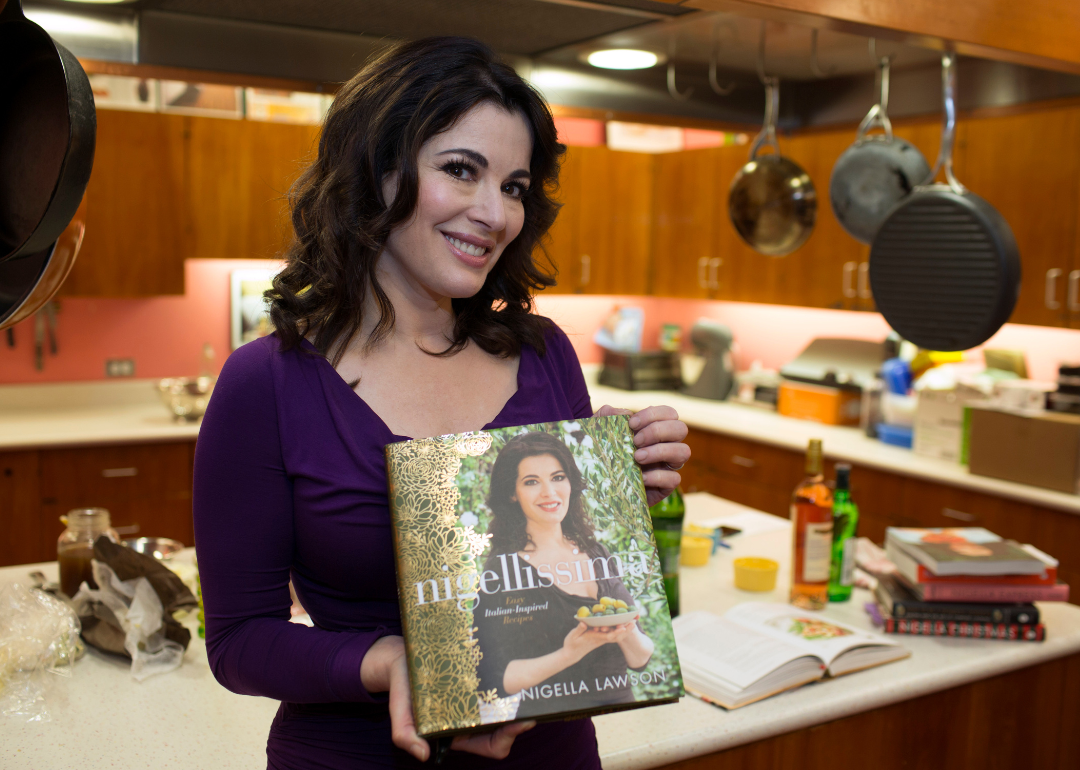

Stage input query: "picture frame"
[{"left": 230, "top": 269, "right": 276, "bottom": 350}]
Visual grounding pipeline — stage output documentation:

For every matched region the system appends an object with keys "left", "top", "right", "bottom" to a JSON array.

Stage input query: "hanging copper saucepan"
[
  {"left": 728, "top": 77, "right": 817, "bottom": 256},
  {"left": 830, "top": 50, "right": 931, "bottom": 244},
  {"left": 869, "top": 53, "right": 1021, "bottom": 352}
]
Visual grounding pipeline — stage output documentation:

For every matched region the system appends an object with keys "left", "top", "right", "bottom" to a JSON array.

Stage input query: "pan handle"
[
  {"left": 749, "top": 77, "right": 781, "bottom": 160},
  {"left": 856, "top": 56, "right": 894, "bottom": 141},
  {"left": 925, "top": 53, "right": 965, "bottom": 193}
]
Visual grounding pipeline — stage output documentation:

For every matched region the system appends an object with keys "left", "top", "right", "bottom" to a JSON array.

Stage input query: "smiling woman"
[{"left": 192, "top": 36, "right": 689, "bottom": 770}]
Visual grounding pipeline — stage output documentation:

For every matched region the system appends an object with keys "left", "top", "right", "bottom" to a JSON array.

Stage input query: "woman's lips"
[
  {"left": 538, "top": 501, "right": 562, "bottom": 512},
  {"left": 442, "top": 233, "right": 492, "bottom": 268}
]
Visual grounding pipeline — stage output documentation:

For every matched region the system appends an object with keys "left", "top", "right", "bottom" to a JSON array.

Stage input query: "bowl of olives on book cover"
[{"left": 574, "top": 596, "right": 640, "bottom": 627}]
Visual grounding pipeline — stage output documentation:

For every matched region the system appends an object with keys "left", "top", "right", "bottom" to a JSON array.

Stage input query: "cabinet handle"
[
  {"left": 697, "top": 257, "right": 709, "bottom": 289},
  {"left": 1069, "top": 270, "right": 1080, "bottom": 312},
  {"left": 731, "top": 455, "right": 757, "bottom": 468},
  {"left": 1046, "top": 268, "right": 1063, "bottom": 309},
  {"left": 857, "top": 262, "right": 872, "bottom": 299},
  {"left": 708, "top": 258, "right": 722, "bottom": 290},
  {"left": 942, "top": 507, "right": 977, "bottom": 522},
  {"left": 842, "top": 262, "right": 857, "bottom": 299},
  {"left": 102, "top": 467, "right": 137, "bottom": 478},
  {"left": 580, "top": 254, "right": 591, "bottom": 287}
]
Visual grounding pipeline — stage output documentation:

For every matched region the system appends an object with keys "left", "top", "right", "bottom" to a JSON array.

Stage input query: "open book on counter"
[{"left": 673, "top": 602, "right": 910, "bottom": 710}]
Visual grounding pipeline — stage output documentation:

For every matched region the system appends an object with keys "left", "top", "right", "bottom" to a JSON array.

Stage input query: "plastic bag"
[
  {"left": 72, "top": 561, "right": 184, "bottom": 681},
  {"left": 0, "top": 583, "right": 82, "bottom": 722}
]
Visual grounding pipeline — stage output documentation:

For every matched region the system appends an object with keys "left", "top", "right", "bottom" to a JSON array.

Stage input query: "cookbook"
[
  {"left": 385, "top": 415, "right": 682, "bottom": 738},
  {"left": 673, "top": 603, "right": 909, "bottom": 710},
  {"left": 885, "top": 527, "right": 1046, "bottom": 576}
]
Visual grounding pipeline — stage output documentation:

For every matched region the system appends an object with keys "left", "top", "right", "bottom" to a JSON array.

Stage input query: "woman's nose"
[{"left": 468, "top": 181, "right": 507, "bottom": 233}]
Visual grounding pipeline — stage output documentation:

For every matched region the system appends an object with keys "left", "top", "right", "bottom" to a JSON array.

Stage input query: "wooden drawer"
[
  {"left": 0, "top": 451, "right": 43, "bottom": 567},
  {"left": 687, "top": 428, "right": 803, "bottom": 489}
]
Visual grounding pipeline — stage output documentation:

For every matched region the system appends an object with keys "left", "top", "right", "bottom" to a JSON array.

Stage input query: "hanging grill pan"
[
  {"left": 869, "top": 53, "right": 1020, "bottom": 352},
  {"left": 830, "top": 54, "right": 931, "bottom": 244},
  {"left": 729, "top": 77, "right": 816, "bottom": 257}
]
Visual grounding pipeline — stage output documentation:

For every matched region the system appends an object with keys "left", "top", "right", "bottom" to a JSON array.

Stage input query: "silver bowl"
[
  {"left": 158, "top": 376, "right": 215, "bottom": 422},
  {"left": 123, "top": 537, "right": 185, "bottom": 560}
]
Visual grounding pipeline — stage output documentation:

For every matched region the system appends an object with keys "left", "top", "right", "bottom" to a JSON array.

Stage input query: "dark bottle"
[
  {"left": 790, "top": 439, "right": 833, "bottom": 610},
  {"left": 828, "top": 464, "right": 860, "bottom": 602},
  {"left": 650, "top": 488, "right": 685, "bottom": 617}
]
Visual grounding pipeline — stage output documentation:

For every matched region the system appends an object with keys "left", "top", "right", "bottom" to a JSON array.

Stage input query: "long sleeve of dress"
[{"left": 193, "top": 342, "right": 387, "bottom": 704}]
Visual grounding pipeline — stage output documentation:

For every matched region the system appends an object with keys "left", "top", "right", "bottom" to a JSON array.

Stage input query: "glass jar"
[{"left": 57, "top": 508, "right": 119, "bottom": 598}]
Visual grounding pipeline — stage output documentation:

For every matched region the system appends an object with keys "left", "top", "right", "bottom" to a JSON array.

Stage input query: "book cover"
[
  {"left": 895, "top": 572, "right": 1071, "bottom": 603},
  {"left": 884, "top": 618, "right": 1045, "bottom": 642},
  {"left": 385, "top": 415, "right": 683, "bottom": 738},
  {"left": 885, "top": 527, "right": 1045, "bottom": 576},
  {"left": 884, "top": 540, "right": 1055, "bottom": 588},
  {"left": 875, "top": 574, "right": 1040, "bottom": 625}
]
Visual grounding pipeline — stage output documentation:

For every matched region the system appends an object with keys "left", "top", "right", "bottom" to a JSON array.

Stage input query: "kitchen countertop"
[
  {"left": 1, "top": 371, "right": 1077, "bottom": 515},
  {"left": 584, "top": 368, "right": 1080, "bottom": 517},
  {"left": 3, "top": 494, "right": 1078, "bottom": 770}
]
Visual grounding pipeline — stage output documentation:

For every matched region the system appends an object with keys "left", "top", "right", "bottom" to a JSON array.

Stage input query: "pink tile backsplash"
[{"left": 2, "top": 263, "right": 1077, "bottom": 386}]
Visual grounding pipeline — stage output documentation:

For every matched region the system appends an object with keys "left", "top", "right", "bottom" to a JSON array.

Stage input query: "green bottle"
[
  {"left": 828, "top": 464, "right": 859, "bottom": 602},
  {"left": 650, "top": 488, "right": 685, "bottom": 617}
]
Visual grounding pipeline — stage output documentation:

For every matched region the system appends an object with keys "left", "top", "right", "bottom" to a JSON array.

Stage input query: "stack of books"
[{"left": 876, "top": 527, "right": 1070, "bottom": 642}]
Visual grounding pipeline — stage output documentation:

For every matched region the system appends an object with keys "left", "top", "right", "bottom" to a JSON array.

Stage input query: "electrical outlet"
[{"left": 105, "top": 358, "right": 135, "bottom": 378}]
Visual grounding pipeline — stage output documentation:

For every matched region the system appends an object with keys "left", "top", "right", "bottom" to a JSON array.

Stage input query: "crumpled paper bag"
[{"left": 71, "top": 537, "right": 198, "bottom": 681}]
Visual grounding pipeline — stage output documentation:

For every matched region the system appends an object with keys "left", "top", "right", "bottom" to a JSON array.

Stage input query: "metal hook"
[
  {"left": 868, "top": 38, "right": 895, "bottom": 66},
  {"left": 667, "top": 36, "right": 693, "bottom": 101},
  {"left": 809, "top": 29, "right": 835, "bottom": 78},
  {"left": 756, "top": 21, "right": 770, "bottom": 84},
  {"left": 709, "top": 20, "right": 736, "bottom": 96}
]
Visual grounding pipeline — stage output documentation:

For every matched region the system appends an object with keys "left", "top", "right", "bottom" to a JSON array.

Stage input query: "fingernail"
[
  {"left": 634, "top": 449, "right": 647, "bottom": 462},
  {"left": 629, "top": 415, "right": 640, "bottom": 429}
]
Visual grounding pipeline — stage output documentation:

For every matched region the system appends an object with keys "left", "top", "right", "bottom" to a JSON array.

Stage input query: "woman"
[
  {"left": 193, "top": 36, "right": 689, "bottom": 769},
  {"left": 475, "top": 432, "right": 654, "bottom": 720}
]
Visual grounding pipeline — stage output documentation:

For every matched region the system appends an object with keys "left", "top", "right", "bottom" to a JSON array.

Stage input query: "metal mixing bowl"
[
  {"left": 123, "top": 537, "right": 185, "bottom": 560},
  {"left": 157, "top": 376, "right": 215, "bottom": 422}
]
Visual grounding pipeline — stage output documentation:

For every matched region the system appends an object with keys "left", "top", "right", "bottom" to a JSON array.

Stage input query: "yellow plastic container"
[
  {"left": 680, "top": 535, "right": 713, "bottom": 567},
  {"left": 733, "top": 557, "right": 779, "bottom": 592}
]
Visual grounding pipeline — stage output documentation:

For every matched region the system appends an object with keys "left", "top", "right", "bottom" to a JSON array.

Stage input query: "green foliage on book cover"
[{"left": 386, "top": 415, "right": 682, "bottom": 737}]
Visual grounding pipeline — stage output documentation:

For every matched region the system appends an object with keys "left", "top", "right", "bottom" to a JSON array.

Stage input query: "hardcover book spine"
[
  {"left": 890, "top": 604, "right": 1039, "bottom": 625},
  {"left": 915, "top": 563, "right": 1056, "bottom": 585},
  {"left": 916, "top": 582, "right": 1070, "bottom": 603},
  {"left": 884, "top": 618, "right": 1045, "bottom": 642}
]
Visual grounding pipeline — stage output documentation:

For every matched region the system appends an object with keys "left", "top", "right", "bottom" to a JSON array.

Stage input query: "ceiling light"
[
  {"left": 60, "top": 1, "right": 138, "bottom": 4},
  {"left": 586, "top": 49, "right": 660, "bottom": 70}
]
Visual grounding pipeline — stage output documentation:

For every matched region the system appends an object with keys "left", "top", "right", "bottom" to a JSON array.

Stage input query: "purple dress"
[{"left": 193, "top": 327, "right": 601, "bottom": 769}]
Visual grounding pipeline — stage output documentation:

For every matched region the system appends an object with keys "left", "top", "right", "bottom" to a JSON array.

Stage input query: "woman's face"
[
  {"left": 512, "top": 453, "right": 572, "bottom": 530},
  {"left": 380, "top": 102, "right": 533, "bottom": 301}
]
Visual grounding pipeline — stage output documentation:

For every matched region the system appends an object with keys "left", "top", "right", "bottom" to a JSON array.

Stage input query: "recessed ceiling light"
[
  {"left": 61, "top": 1, "right": 138, "bottom": 4},
  {"left": 586, "top": 49, "right": 660, "bottom": 70}
]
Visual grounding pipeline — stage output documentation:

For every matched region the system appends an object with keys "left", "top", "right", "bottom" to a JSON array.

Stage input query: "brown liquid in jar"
[{"left": 58, "top": 543, "right": 97, "bottom": 598}]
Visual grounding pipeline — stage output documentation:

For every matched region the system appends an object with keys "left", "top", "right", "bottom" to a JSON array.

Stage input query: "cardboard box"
[
  {"left": 914, "top": 388, "right": 988, "bottom": 462},
  {"left": 967, "top": 407, "right": 1080, "bottom": 494},
  {"left": 777, "top": 380, "right": 861, "bottom": 426}
]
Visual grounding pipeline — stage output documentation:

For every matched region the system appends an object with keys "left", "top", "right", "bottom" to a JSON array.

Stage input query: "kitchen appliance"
[
  {"left": 683, "top": 320, "right": 735, "bottom": 400},
  {"left": 728, "top": 77, "right": 817, "bottom": 257},
  {"left": 830, "top": 52, "right": 931, "bottom": 244},
  {"left": 780, "top": 337, "right": 886, "bottom": 392},
  {"left": 598, "top": 350, "right": 681, "bottom": 391},
  {"left": 869, "top": 53, "right": 1021, "bottom": 352}
]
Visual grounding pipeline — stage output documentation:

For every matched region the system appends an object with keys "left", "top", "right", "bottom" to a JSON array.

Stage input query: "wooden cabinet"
[
  {"left": 652, "top": 149, "right": 721, "bottom": 299},
  {"left": 0, "top": 441, "right": 196, "bottom": 568},
  {"left": 61, "top": 109, "right": 319, "bottom": 297},
  {"left": 684, "top": 426, "right": 1080, "bottom": 591}
]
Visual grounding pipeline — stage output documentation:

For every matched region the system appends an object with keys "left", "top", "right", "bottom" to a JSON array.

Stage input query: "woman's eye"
[
  {"left": 441, "top": 160, "right": 476, "bottom": 181},
  {"left": 503, "top": 181, "right": 528, "bottom": 199},
  {"left": 552, "top": 473, "right": 567, "bottom": 482},
  {"left": 522, "top": 478, "right": 538, "bottom": 486}
]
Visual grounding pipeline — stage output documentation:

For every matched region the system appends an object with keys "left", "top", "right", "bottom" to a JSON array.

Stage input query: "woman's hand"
[
  {"left": 361, "top": 635, "right": 535, "bottom": 762},
  {"left": 562, "top": 621, "right": 632, "bottom": 663},
  {"left": 594, "top": 404, "right": 690, "bottom": 508}
]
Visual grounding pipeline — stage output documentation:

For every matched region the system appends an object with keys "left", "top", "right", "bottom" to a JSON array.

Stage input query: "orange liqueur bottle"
[{"left": 790, "top": 439, "right": 833, "bottom": 610}]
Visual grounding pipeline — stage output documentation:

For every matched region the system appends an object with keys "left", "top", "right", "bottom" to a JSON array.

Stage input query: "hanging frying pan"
[
  {"left": 0, "top": 0, "right": 96, "bottom": 263},
  {"left": 869, "top": 53, "right": 1020, "bottom": 352},
  {"left": 729, "top": 77, "right": 817, "bottom": 257},
  {"left": 0, "top": 215, "right": 85, "bottom": 330},
  {"left": 830, "top": 54, "right": 931, "bottom": 244}
]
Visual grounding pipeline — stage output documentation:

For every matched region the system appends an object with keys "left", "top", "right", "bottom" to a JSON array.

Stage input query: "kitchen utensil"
[
  {"left": 680, "top": 535, "right": 713, "bottom": 567},
  {"left": 158, "top": 376, "right": 216, "bottom": 421},
  {"left": 728, "top": 77, "right": 817, "bottom": 256},
  {"left": 0, "top": 0, "right": 95, "bottom": 264},
  {"left": 733, "top": 557, "right": 778, "bottom": 592},
  {"left": 0, "top": 217, "right": 84, "bottom": 330},
  {"left": 830, "top": 54, "right": 931, "bottom": 244},
  {"left": 682, "top": 320, "right": 736, "bottom": 400},
  {"left": 123, "top": 537, "right": 185, "bottom": 561},
  {"left": 869, "top": 54, "right": 1020, "bottom": 352}
]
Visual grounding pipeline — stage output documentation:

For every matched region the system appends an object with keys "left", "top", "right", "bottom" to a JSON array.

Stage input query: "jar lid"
[{"left": 61, "top": 507, "right": 111, "bottom": 529}]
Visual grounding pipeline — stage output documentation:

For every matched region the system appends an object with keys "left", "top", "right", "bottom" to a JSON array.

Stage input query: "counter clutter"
[{"left": 2, "top": 495, "right": 1079, "bottom": 770}]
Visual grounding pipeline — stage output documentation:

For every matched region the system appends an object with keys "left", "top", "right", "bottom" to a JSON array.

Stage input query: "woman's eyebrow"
[{"left": 437, "top": 148, "right": 530, "bottom": 180}]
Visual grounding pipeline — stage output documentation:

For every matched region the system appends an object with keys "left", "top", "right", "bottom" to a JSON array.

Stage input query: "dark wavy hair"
[
  {"left": 486, "top": 432, "right": 601, "bottom": 557},
  {"left": 268, "top": 36, "right": 563, "bottom": 364}
]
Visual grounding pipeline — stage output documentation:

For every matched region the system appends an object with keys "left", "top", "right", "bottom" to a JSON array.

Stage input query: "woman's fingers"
[
  {"left": 451, "top": 720, "right": 537, "bottom": 760},
  {"left": 628, "top": 405, "right": 679, "bottom": 431},
  {"left": 388, "top": 656, "right": 430, "bottom": 761},
  {"left": 633, "top": 439, "right": 691, "bottom": 470},
  {"left": 594, "top": 404, "right": 634, "bottom": 418}
]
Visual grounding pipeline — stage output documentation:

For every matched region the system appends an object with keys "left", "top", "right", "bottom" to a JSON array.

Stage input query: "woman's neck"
[
  {"left": 359, "top": 254, "right": 456, "bottom": 350},
  {"left": 525, "top": 522, "right": 571, "bottom": 552}
]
